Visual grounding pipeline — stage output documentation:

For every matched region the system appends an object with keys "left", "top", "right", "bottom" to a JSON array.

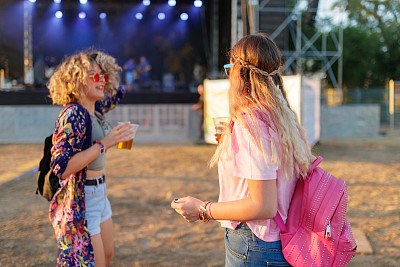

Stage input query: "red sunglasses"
[{"left": 89, "top": 72, "right": 109, "bottom": 83}]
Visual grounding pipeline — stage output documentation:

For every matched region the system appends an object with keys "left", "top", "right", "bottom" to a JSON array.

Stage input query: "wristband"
[
  {"left": 206, "top": 202, "right": 215, "bottom": 221},
  {"left": 93, "top": 140, "right": 105, "bottom": 154}
]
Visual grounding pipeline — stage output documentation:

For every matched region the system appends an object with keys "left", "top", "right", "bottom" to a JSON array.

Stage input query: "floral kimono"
[{"left": 50, "top": 87, "right": 126, "bottom": 266}]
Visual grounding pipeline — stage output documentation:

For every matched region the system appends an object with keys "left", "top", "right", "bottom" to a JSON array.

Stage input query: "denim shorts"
[
  {"left": 84, "top": 179, "right": 112, "bottom": 236},
  {"left": 224, "top": 224, "right": 291, "bottom": 267}
]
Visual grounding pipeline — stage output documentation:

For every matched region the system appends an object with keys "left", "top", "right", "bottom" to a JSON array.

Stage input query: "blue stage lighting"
[
  {"left": 55, "top": 11, "right": 63, "bottom": 18},
  {"left": 194, "top": 0, "right": 202, "bottom": 7},
  {"left": 168, "top": 0, "right": 176, "bottom": 6},
  {"left": 99, "top": 12, "right": 106, "bottom": 19},
  {"left": 143, "top": 0, "right": 150, "bottom": 6},
  {"left": 158, "top": 12, "right": 165, "bottom": 20},
  {"left": 79, "top": 11, "right": 86, "bottom": 19},
  {"left": 180, "top": 13, "right": 188, "bottom": 21},
  {"left": 80, "top": 0, "right": 88, "bottom": 4},
  {"left": 28, "top": 0, "right": 36, "bottom": 3},
  {"left": 136, "top": 13, "right": 143, "bottom": 20},
  {"left": 54, "top": 0, "right": 61, "bottom": 3}
]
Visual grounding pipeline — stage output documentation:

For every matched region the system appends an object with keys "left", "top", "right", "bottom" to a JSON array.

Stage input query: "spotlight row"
[
  {"left": 28, "top": 0, "right": 203, "bottom": 8},
  {"left": 54, "top": 11, "right": 190, "bottom": 21}
]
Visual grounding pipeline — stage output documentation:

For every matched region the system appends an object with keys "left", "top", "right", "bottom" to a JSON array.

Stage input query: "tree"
[
  {"left": 333, "top": 0, "right": 400, "bottom": 87},
  {"left": 342, "top": 26, "right": 381, "bottom": 88}
]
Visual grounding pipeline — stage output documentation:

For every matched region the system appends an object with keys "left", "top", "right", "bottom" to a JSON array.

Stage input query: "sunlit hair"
[
  {"left": 48, "top": 49, "right": 122, "bottom": 105},
  {"left": 210, "top": 33, "right": 315, "bottom": 181}
]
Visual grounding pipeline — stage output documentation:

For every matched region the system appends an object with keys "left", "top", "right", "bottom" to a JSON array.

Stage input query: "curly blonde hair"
[
  {"left": 48, "top": 49, "right": 122, "bottom": 105},
  {"left": 210, "top": 34, "right": 315, "bottom": 181}
]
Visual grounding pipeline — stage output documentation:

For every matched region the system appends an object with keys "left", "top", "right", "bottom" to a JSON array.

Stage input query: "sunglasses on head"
[
  {"left": 224, "top": 63, "right": 234, "bottom": 77},
  {"left": 89, "top": 72, "right": 109, "bottom": 83}
]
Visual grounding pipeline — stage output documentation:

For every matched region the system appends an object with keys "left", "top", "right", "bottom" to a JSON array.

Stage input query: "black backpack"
[{"left": 35, "top": 133, "right": 60, "bottom": 201}]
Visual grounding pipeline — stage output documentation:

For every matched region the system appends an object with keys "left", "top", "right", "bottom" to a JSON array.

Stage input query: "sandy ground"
[{"left": 1, "top": 132, "right": 400, "bottom": 266}]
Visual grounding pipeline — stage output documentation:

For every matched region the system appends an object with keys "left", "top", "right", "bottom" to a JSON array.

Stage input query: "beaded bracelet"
[{"left": 198, "top": 202, "right": 210, "bottom": 223}]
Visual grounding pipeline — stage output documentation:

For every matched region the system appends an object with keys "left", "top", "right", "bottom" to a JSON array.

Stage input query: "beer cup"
[
  {"left": 213, "top": 117, "right": 230, "bottom": 142},
  {"left": 117, "top": 123, "right": 139, "bottom": 150}
]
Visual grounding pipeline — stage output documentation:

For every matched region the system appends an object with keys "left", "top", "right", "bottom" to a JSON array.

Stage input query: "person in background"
[
  {"left": 123, "top": 58, "right": 136, "bottom": 92},
  {"left": 44, "top": 56, "right": 57, "bottom": 81},
  {"left": 191, "top": 83, "right": 204, "bottom": 140},
  {"left": 137, "top": 55, "right": 151, "bottom": 87},
  {"left": 47, "top": 50, "right": 133, "bottom": 267},
  {"left": 192, "top": 60, "right": 207, "bottom": 140},
  {"left": 171, "top": 33, "right": 315, "bottom": 266}
]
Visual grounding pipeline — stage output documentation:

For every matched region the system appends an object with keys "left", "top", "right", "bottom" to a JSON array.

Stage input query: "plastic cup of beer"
[
  {"left": 213, "top": 117, "right": 230, "bottom": 141},
  {"left": 117, "top": 123, "right": 139, "bottom": 150}
]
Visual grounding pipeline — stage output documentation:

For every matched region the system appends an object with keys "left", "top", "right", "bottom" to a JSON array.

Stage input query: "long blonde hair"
[
  {"left": 210, "top": 34, "right": 315, "bottom": 181},
  {"left": 48, "top": 49, "right": 122, "bottom": 105}
]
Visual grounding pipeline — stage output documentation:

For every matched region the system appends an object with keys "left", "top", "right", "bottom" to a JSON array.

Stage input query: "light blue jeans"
[{"left": 224, "top": 224, "right": 291, "bottom": 267}]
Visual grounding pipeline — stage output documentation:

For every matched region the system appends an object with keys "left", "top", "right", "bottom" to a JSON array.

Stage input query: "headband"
[{"left": 232, "top": 54, "right": 281, "bottom": 77}]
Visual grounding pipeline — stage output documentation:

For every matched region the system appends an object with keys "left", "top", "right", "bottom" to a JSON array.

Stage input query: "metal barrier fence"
[
  {"left": 0, "top": 104, "right": 200, "bottom": 144},
  {"left": 338, "top": 87, "right": 389, "bottom": 125},
  {"left": 323, "top": 84, "right": 400, "bottom": 127}
]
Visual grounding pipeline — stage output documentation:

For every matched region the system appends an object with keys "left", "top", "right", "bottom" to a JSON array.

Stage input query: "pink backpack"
[{"left": 274, "top": 156, "right": 357, "bottom": 266}]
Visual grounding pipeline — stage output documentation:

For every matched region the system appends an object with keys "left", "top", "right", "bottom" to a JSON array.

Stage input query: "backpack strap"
[
  {"left": 310, "top": 156, "right": 323, "bottom": 172},
  {"left": 274, "top": 213, "right": 287, "bottom": 233}
]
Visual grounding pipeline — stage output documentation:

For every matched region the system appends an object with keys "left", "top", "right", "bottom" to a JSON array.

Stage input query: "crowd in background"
[
  {"left": 122, "top": 56, "right": 152, "bottom": 92},
  {"left": 29, "top": 54, "right": 210, "bottom": 94}
]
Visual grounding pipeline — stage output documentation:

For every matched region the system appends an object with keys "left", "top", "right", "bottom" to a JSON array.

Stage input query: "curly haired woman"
[
  {"left": 171, "top": 34, "right": 315, "bottom": 266},
  {"left": 48, "top": 50, "right": 133, "bottom": 267}
]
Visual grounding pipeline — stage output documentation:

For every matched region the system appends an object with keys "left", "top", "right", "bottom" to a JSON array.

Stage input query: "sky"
[{"left": 318, "top": 0, "right": 347, "bottom": 25}]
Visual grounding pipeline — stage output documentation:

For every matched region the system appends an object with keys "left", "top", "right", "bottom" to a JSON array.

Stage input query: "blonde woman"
[
  {"left": 48, "top": 50, "right": 133, "bottom": 266},
  {"left": 171, "top": 34, "right": 315, "bottom": 266}
]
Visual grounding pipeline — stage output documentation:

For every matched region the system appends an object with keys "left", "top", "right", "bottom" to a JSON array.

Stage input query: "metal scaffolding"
[
  {"left": 231, "top": 0, "right": 343, "bottom": 91},
  {"left": 23, "top": 0, "right": 34, "bottom": 85}
]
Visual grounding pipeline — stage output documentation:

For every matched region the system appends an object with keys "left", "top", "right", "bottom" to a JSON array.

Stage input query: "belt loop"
[{"left": 250, "top": 228, "right": 257, "bottom": 244}]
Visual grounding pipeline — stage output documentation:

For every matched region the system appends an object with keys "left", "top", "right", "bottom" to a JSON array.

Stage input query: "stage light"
[
  {"left": 55, "top": 11, "right": 63, "bottom": 18},
  {"left": 28, "top": 0, "right": 36, "bottom": 3},
  {"left": 54, "top": 0, "right": 61, "bottom": 3},
  {"left": 180, "top": 13, "right": 188, "bottom": 21},
  {"left": 79, "top": 11, "right": 86, "bottom": 19},
  {"left": 80, "top": 0, "right": 88, "bottom": 4},
  {"left": 168, "top": 0, "right": 176, "bottom": 6},
  {"left": 158, "top": 12, "right": 165, "bottom": 20},
  {"left": 143, "top": 0, "right": 150, "bottom": 6},
  {"left": 194, "top": 0, "right": 202, "bottom": 7},
  {"left": 99, "top": 12, "right": 106, "bottom": 19},
  {"left": 135, "top": 13, "right": 143, "bottom": 20}
]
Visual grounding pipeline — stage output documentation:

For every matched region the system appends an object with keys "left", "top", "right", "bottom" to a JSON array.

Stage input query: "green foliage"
[
  {"left": 334, "top": 0, "right": 400, "bottom": 29},
  {"left": 332, "top": 0, "right": 400, "bottom": 88},
  {"left": 342, "top": 26, "right": 381, "bottom": 88}
]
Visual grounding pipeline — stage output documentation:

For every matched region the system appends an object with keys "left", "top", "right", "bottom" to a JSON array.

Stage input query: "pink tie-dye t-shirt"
[{"left": 217, "top": 115, "right": 297, "bottom": 242}]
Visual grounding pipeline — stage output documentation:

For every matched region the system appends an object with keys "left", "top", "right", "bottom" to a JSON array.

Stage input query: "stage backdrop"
[{"left": 204, "top": 75, "right": 320, "bottom": 146}]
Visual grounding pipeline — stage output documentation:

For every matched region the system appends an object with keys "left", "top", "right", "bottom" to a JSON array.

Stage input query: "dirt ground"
[{"left": 1, "top": 131, "right": 400, "bottom": 266}]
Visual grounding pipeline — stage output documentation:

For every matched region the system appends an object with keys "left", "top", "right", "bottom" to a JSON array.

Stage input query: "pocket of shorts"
[
  {"left": 84, "top": 186, "right": 96, "bottom": 200},
  {"left": 225, "top": 229, "right": 248, "bottom": 260}
]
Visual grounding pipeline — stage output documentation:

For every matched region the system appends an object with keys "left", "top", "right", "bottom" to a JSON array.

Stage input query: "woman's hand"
[
  {"left": 101, "top": 122, "right": 133, "bottom": 150},
  {"left": 171, "top": 196, "right": 203, "bottom": 223}
]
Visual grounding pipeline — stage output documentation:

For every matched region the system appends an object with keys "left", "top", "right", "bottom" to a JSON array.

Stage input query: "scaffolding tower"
[
  {"left": 230, "top": 0, "right": 343, "bottom": 91},
  {"left": 23, "top": 0, "right": 34, "bottom": 85}
]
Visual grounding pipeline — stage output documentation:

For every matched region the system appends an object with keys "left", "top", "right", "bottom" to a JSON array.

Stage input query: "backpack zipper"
[{"left": 325, "top": 221, "right": 331, "bottom": 238}]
